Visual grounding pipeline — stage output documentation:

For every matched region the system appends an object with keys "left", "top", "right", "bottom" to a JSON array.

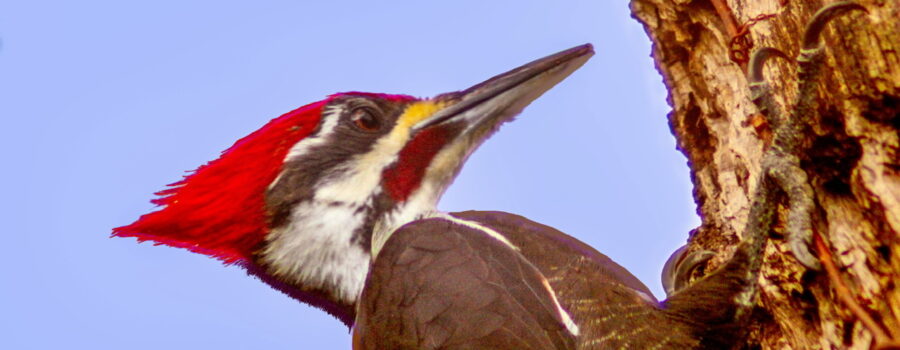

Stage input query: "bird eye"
[{"left": 350, "top": 107, "right": 381, "bottom": 132}]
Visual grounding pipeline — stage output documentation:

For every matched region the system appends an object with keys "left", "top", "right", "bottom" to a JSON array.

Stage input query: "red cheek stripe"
[{"left": 382, "top": 127, "right": 452, "bottom": 202}]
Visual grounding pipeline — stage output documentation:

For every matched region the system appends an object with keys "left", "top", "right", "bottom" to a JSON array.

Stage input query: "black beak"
[{"left": 413, "top": 44, "right": 594, "bottom": 132}]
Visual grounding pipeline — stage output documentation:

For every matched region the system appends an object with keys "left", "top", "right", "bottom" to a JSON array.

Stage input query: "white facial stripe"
[
  {"left": 260, "top": 201, "right": 370, "bottom": 304},
  {"left": 285, "top": 104, "right": 344, "bottom": 161},
  {"left": 261, "top": 100, "right": 450, "bottom": 304},
  {"left": 311, "top": 99, "right": 449, "bottom": 206},
  {"left": 267, "top": 105, "right": 344, "bottom": 192},
  {"left": 335, "top": 118, "right": 434, "bottom": 257},
  {"left": 311, "top": 119, "right": 410, "bottom": 205}
]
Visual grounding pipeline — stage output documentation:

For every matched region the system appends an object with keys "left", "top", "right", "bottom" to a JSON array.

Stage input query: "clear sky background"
[{"left": 1, "top": 1, "right": 699, "bottom": 349}]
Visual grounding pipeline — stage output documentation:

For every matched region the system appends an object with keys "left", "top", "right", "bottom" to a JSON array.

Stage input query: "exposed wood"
[{"left": 629, "top": 0, "right": 900, "bottom": 348}]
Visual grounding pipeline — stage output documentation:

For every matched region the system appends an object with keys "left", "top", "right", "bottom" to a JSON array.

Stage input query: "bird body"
[
  {"left": 114, "top": 28, "right": 857, "bottom": 346},
  {"left": 114, "top": 43, "right": 758, "bottom": 349},
  {"left": 353, "top": 210, "right": 749, "bottom": 349},
  {"left": 115, "top": 45, "right": 597, "bottom": 328},
  {"left": 114, "top": 43, "right": 757, "bottom": 348}
]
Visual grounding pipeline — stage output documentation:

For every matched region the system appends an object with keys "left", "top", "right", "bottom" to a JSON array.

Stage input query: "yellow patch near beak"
[{"left": 396, "top": 100, "right": 447, "bottom": 130}]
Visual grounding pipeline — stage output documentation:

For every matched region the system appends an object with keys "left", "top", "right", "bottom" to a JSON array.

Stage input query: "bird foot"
[
  {"left": 746, "top": 0, "right": 867, "bottom": 271},
  {"left": 748, "top": 2, "right": 899, "bottom": 348}
]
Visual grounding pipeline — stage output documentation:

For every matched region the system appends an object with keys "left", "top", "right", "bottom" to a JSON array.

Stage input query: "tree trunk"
[{"left": 629, "top": 0, "right": 900, "bottom": 348}]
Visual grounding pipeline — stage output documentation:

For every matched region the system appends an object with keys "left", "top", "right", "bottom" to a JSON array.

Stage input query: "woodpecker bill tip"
[
  {"left": 414, "top": 43, "right": 594, "bottom": 131},
  {"left": 379, "top": 43, "right": 594, "bottom": 205}
]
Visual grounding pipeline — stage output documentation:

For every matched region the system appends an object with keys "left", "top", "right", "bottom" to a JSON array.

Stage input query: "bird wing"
[
  {"left": 353, "top": 216, "right": 577, "bottom": 350},
  {"left": 450, "top": 211, "right": 701, "bottom": 349}
]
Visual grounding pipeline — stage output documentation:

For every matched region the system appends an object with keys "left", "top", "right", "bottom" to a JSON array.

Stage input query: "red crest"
[{"left": 113, "top": 98, "right": 331, "bottom": 263}]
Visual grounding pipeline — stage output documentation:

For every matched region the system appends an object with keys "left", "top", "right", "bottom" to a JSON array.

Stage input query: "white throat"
[{"left": 259, "top": 200, "right": 371, "bottom": 305}]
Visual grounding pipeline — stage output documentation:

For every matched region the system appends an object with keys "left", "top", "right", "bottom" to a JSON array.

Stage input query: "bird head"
[{"left": 114, "top": 44, "right": 593, "bottom": 325}]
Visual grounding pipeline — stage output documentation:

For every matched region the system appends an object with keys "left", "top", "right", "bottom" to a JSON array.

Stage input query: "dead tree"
[{"left": 630, "top": 0, "right": 900, "bottom": 348}]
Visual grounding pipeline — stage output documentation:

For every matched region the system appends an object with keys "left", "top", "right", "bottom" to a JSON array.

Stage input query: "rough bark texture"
[{"left": 629, "top": 0, "right": 900, "bottom": 349}]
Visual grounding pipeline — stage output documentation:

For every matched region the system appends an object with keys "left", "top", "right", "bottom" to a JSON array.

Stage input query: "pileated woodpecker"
[
  {"left": 114, "top": 43, "right": 756, "bottom": 348},
  {"left": 114, "top": 44, "right": 594, "bottom": 329},
  {"left": 115, "top": 3, "right": 863, "bottom": 343},
  {"left": 112, "top": 43, "right": 760, "bottom": 349}
]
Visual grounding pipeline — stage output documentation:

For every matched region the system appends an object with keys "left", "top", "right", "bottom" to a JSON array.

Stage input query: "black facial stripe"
[{"left": 263, "top": 95, "right": 410, "bottom": 238}]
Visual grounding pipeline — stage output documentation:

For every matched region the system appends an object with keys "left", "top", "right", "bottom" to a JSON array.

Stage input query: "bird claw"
[
  {"left": 748, "top": 47, "right": 790, "bottom": 123},
  {"left": 662, "top": 245, "right": 716, "bottom": 297},
  {"left": 746, "top": 1, "right": 866, "bottom": 271},
  {"left": 802, "top": 1, "right": 869, "bottom": 51},
  {"left": 788, "top": 226, "right": 821, "bottom": 270},
  {"left": 786, "top": 0, "right": 866, "bottom": 270},
  {"left": 748, "top": 47, "right": 790, "bottom": 84}
]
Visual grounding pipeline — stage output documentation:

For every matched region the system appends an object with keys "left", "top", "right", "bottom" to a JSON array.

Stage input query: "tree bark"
[{"left": 629, "top": 0, "right": 900, "bottom": 349}]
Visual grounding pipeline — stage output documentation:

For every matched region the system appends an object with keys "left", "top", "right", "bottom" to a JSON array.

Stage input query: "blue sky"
[{"left": 0, "top": 1, "right": 698, "bottom": 349}]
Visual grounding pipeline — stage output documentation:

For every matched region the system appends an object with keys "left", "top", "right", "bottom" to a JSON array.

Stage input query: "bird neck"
[
  {"left": 370, "top": 178, "right": 448, "bottom": 259},
  {"left": 258, "top": 199, "right": 373, "bottom": 306},
  {"left": 256, "top": 195, "right": 439, "bottom": 309}
]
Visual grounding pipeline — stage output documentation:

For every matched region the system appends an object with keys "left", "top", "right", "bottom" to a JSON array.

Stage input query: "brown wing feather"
[
  {"left": 354, "top": 216, "right": 577, "bottom": 350},
  {"left": 454, "top": 211, "right": 702, "bottom": 349}
]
